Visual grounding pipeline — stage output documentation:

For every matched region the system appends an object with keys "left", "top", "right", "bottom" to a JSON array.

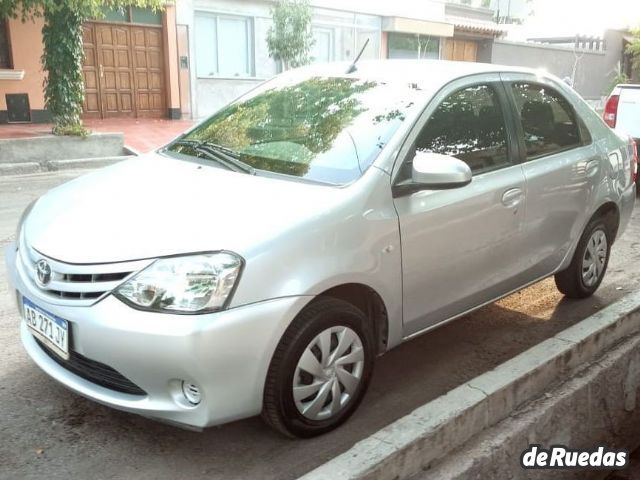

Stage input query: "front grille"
[
  {"left": 35, "top": 338, "right": 146, "bottom": 396},
  {"left": 17, "top": 237, "right": 152, "bottom": 306},
  {"left": 62, "top": 272, "right": 129, "bottom": 283},
  {"left": 45, "top": 290, "right": 105, "bottom": 300}
]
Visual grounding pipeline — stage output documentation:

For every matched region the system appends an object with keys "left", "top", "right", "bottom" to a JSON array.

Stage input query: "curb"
[
  {"left": 300, "top": 291, "right": 640, "bottom": 480},
  {"left": 0, "top": 156, "right": 134, "bottom": 176},
  {"left": 0, "top": 132, "right": 125, "bottom": 164},
  {"left": 420, "top": 332, "right": 640, "bottom": 479}
]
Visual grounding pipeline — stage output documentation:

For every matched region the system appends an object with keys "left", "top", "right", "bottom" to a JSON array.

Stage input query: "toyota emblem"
[{"left": 35, "top": 259, "right": 52, "bottom": 287}]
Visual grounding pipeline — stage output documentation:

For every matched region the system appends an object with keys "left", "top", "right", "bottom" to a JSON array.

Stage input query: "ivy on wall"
[{"left": 0, "top": 0, "right": 166, "bottom": 135}]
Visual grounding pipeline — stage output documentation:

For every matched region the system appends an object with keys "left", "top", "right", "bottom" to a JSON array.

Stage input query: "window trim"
[
  {"left": 387, "top": 32, "right": 441, "bottom": 60},
  {"left": 0, "top": 19, "right": 13, "bottom": 70},
  {"left": 311, "top": 20, "right": 382, "bottom": 61},
  {"left": 194, "top": 10, "right": 256, "bottom": 79},
  {"left": 504, "top": 80, "right": 590, "bottom": 163},
  {"left": 99, "top": 6, "right": 163, "bottom": 26},
  {"left": 310, "top": 26, "right": 335, "bottom": 63},
  {"left": 391, "top": 78, "right": 518, "bottom": 194}
]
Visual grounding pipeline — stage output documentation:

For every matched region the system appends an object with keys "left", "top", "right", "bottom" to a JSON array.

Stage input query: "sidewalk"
[{"left": 0, "top": 118, "right": 195, "bottom": 153}]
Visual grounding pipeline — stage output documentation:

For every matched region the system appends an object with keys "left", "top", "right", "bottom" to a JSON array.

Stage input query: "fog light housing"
[{"left": 182, "top": 381, "right": 201, "bottom": 405}]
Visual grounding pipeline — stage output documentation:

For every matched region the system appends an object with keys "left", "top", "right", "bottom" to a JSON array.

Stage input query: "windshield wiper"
[{"left": 169, "top": 139, "right": 256, "bottom": 175}]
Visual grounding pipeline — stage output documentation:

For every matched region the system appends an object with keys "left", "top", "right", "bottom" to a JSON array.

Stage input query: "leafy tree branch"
[
  {"left": 626, "top": 28, "right": 640, "bottom": 78},
  {"left": 266, "top": 0, "right": 314, "bottom": 71}
]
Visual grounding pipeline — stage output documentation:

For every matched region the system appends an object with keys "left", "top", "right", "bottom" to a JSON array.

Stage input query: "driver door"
[{"left": 393, "top": 76, "right": 528, "bottom": 336}]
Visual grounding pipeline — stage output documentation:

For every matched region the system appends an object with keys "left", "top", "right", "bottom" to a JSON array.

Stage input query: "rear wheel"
[
  {"left": 555, "top": 218, "right": 611, "bottom": 298},
  {"left": 262, "top": 297, "right": 374, "bottom": 438}
]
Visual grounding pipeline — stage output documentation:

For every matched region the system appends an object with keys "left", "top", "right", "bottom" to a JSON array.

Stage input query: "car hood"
[{"left": 25, "top": 153, "right": 344, "bottom": 264}]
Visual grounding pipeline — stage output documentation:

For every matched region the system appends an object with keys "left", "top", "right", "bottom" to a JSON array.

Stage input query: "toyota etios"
[{"left": 6, "top": 60, "right": 636, "bottom": 437}]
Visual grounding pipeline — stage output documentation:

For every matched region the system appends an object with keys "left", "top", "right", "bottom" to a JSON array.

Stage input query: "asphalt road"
[{"left": 1, "top": 170, "right": 639, "bottom": 480}]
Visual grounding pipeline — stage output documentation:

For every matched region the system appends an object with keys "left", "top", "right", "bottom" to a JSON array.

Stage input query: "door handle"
[
  {"left": 99, "top": 64, "right": 104, "bottom": 78},
  {"left": 502, "top": 188, "right": 524, "bottom": 208},
  {"left": 585, "top": 158, "right": 600, "bottom": 177}
]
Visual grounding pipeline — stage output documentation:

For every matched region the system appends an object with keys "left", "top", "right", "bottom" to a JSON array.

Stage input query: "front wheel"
[
  {"left": 262, "top": 297, "right": 375, "bottom": 438},
  {"left": 555, "top": 218, "right": 611, "bottom": 298}
]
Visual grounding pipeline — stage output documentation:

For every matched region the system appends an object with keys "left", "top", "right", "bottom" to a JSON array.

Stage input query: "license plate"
[{"left": 23, "top": 297, "right": 69, "bottom": 360}]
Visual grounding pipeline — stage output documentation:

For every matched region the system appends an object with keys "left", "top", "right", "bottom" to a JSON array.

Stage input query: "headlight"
[
  {"left": 15, "top": 198, "right": 38, "bottom": 249},
  {"left": 114, "top": 252, "right": 243, "bottom": 314}
]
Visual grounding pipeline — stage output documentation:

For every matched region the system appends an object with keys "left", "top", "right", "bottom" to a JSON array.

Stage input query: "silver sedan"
[{"left": 5, "top": 60, "right": 636, "bottom": 437}]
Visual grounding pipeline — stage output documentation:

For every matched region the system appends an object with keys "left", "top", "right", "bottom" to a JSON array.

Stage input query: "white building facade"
[{"left": 175, "top": 0, "right": 503, "bottom": 119}]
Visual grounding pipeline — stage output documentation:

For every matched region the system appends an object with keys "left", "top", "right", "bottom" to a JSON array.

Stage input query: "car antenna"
[{"left": 346, "top": 38, "right": 369, "bottom": 74}]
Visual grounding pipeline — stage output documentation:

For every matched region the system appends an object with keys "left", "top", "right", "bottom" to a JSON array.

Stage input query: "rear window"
[{"left": 511, "top": 83, "right": 582, "bottom": 159}]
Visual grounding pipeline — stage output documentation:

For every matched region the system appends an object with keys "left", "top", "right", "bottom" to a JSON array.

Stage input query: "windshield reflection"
[{"left": 168, "top": 76, "right": 421, "bottom": 185}]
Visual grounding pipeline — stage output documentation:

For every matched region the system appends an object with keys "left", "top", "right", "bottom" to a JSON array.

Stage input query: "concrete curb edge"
[{"left": 0, "top": 156, "right": 134, "bottom": 176}]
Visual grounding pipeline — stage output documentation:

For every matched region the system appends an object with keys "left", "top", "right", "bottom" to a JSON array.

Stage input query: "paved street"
[{"left": 1, "top": 170, "right": 639, "bottom": 480}]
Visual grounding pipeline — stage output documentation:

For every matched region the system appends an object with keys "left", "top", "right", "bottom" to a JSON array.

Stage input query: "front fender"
[{"left": 228, "top": 167, "right": 404, "bottom": 349}]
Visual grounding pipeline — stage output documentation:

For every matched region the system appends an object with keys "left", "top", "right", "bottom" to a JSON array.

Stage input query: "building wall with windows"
[
  {"left": 177, "top": 0, "right": 275, "bottom": 120},
  {"left": 0, "top": 17, "right": 48, "bottom": 122},
  {"left": 176, "top": 0, "right": 503, "bottom": 119},
  {"left": 178, "top": 0, "right": 385, "bottom": 119},
  {"left": 488, "top": 0, "right": 529, "bottom": 24},
  {"left": 1, "top": 1, "right": 503, "bottom": 123}
]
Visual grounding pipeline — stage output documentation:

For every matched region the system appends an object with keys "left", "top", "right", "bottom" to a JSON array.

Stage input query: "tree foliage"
[
  {"left": 266, "top": 0, "right": 314, "bottom": 71},
  {"left": 0, "top": 0, "right": 165, "bottom": 135},
  {"left": 626, "top": 28, "right": 640, "bottom": 78},
  {"left": 606, "top": 68, "right": 630, "bottom": 96}
]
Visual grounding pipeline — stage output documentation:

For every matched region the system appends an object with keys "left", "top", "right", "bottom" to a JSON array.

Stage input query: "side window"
[
  {"left": 511, "top": 83, "right": 581, "bottom": 159},
  {"left": 413, "top": 84, "right": 510, "bottom": 176}
]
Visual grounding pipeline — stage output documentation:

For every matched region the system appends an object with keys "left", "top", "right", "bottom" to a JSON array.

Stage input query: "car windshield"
[{"left": 165, "top": 76, "right": 422, "bottom": 185}]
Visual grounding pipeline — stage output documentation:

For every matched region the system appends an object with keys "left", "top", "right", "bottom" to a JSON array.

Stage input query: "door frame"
[
  {"left": 176, "top": 24, "right": 192, "bottom": 118},
  {"left": 82, "top": 20, "right": 166, "bottom": 119}
]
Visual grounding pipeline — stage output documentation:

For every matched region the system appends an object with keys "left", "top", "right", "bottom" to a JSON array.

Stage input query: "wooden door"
[
  {"left": 443, "top": 39, "right": 478, "bottom": 62},
  {"left": 96, "top": 24, "right": 135, "bottom": 117},
  {"left": 81, "top": 22, "right": 166, "bottom": 119},
  {"left": 131, "top": 26, "right": 165, "bottom": 117},
  {"left": 82, "top": 25, "right": 102, "bottom": 118}
]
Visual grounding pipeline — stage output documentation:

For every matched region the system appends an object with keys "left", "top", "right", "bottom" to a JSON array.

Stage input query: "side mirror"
[{"left": 393, "top": 151, "right": 472, "bottom": 197}]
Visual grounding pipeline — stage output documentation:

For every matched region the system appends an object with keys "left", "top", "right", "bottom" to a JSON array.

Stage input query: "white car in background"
[{"left": 604, "top": 83, "right": 640, "bottom": 186}]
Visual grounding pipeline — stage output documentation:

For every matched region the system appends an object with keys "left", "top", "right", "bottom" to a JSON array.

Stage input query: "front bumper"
[{"left": 5, "top": 243, "right": 310, "bottom": 428}]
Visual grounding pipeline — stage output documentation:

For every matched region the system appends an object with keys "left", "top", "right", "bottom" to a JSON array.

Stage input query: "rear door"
[
  {"left": 501, "top": 74, "right": 600, "bottom": 279},
  {"left": 392, "top": 74, "right": 528, "bottom": 336}
]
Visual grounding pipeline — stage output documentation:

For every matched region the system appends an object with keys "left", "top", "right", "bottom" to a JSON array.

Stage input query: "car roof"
[{"left": 291, "top": 59, "right": 547, "bottom": 88}]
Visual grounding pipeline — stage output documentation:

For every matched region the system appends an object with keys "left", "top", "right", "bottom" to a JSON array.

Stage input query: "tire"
[
  {"left": 554, "top": 217, "right": 612, "bottom": 298},
  {"left": 262, "top": 297, "right": 375, "bottom": 438}
]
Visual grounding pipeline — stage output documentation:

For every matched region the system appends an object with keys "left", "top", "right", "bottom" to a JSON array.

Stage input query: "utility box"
[{"left": 5, "top": 94, "right": 31, "bottom": 123}]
